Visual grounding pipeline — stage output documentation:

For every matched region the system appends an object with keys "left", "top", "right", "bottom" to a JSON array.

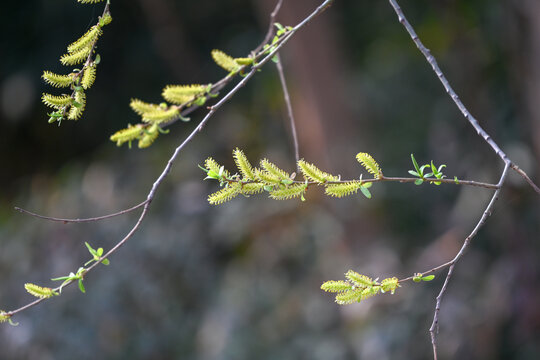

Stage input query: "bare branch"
[
  {"left": 275, "top": 53, "right": 300, "bottom": 164},
  {"left": 511, "top": 163, "right": 540, "bottom": 195},
  {"left": 14, "top": 200, "right": 149, "bottom": 223},
  {"left": 253, "top": 0, "right": 284, "bottom": 55}
]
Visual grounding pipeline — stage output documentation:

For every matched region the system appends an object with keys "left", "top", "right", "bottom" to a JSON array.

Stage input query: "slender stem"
[
  {"left": 14, "top": 200, "right": 149, "bottom": 223},
  {"left": 253, "top": 0, "right": 284, "bottom": 55},
  {"left": 221, "top": 174, "right": 499, "bottom": 190},
  {"left": 275, "top": 53, "right": 300, "bottom": 164},
  {"left": 510, "top": 163, "right": 540, "bottom": 195}
]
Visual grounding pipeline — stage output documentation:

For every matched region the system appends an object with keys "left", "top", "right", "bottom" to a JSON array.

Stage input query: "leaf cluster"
[
  {"left": 409, "top": 154, "right": 446, "bottom": 185},
  {"left": 321, "top": 270, "right": 400, "bottom": 305}
]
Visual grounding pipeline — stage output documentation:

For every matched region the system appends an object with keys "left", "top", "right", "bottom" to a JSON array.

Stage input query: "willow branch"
[
  {"left": 4, "top": 0, "right": 334, "bottom": 320},
  {"left": 14, "top": 200, "right": 149, "bottom": 223},
  {"left": 275, "top": 53, "right": 300, "bottom": 164},
  {"left": 253, "top": 0, "right": 284, "bottom": 55},
  {"left": 221, "top": 174, "right": 498, "bottom": 190},
  {"left": 510, "top": 163, "right": 540, "bottom": 195}
]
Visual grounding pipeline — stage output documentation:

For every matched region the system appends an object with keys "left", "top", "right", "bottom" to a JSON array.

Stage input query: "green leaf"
[
  {"left": 422, "top": 275, "right": 435, "bottom": 281},
  {"left": 430, "top": 161, "right": 438, "bottom": 175},
  {"left": 414, "top": 179, "right": 423, "bottom": 185},
  {"left": 360, "top": 186, "right": 371, "bottom": 199},
  {"left": 85, "top": 242, "right": 97, "bottom": 256},
  {"left": 408, "top": 170, "right": 420, "bottom": 177},
  {"left": 274, "top": 22, "right": 285, "bottom": 32},
  {"left": 78, "top": 279, "right": 86, "bottom": 293},
  {"left": 101, "top": 258, "right": 110, "bottom": 266},
  {"left": 272, "top": 55, "right": 279, "bottom": 63},
  {"left": 411, "top": 154, "right": 421, "bottom": 174},
  {"left": 454, "top": 176, "right": 459, "bottom": 184},
  {"left": 194, "top": 97, "right": 206, "bottom": 106}
]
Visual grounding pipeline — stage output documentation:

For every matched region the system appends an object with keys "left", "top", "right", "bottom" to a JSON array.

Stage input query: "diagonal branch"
[
  {"left": 253, "top": 0, "right": 284, "bottom": 55},
  {"left": 275, "top": 53, "right": 300, "bottom": 164}
]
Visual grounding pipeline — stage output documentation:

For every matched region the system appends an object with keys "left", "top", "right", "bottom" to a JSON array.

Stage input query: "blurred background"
[{"left": 1, "top": 0, "right": 539, "bottom": 359}]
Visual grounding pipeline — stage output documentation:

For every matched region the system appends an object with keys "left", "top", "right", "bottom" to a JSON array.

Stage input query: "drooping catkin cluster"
[
  {"left": 110, "top": 49, "right": 256, "bottom": 148},
  {"left": 321, "top": 270, "right": 399, "bottom": 305},
  {"left": 41, "top": 0, "right": 112, "bottom": 124},
  {"left": 201, "top": 149, "right": 382, "bottom": 205}
]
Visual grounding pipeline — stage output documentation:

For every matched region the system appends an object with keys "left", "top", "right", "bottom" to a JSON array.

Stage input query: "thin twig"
[
  {"left": 221, "top": 175, "right": 499, "bottom": 190},
  {"left": 5, "top": 0, "right": 334, "bottom": 320},
  {"left": 253, "top": 0, "right": 284, "bottom": 55},
  {"left": 14, "top": 200, "right": 149, "bottom": 223},
  {"left": 510, "top": 163, "right": 540, "bottom": 194},
  {"left": 275, "top": 53, "right": 300, "bottom": 164}
]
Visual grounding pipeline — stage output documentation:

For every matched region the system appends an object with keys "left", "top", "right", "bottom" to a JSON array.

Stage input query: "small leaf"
[
  {"left": 411, "top": 153, "right": 421, "bottom": 174},
  {"left": 414, "top": 179, "right": 423, "bottom": 185},
  {"left": 85, "top": 242, "right": 97, "bottom": 256},
  {"left": 360, "top": 185, "right": 371, "bottom": 199},
  {"left": 78, "top": 279, "right": 86, "bottom": 293},
  {"left": 454, "top": 176, "right": 459, "bottom": 184},
  {"left": 422, "top": 275, "right": 435, "bottom": 281},
  {"left": 101, "top": 258, "right": 110, "bottom": 266}
]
